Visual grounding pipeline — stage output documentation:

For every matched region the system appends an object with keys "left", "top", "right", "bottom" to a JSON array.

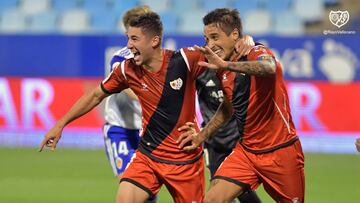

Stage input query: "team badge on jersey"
[{"left": 170, "top": 78, "right": 183, "bottom": 90}]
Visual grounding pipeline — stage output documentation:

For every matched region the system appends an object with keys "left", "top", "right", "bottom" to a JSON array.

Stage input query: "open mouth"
[
  {"left": 132, "top": 49, "right": 140, "bottom": 57},
  {"left": 131, "top": 49, "right": 141, "bottom": 62}
]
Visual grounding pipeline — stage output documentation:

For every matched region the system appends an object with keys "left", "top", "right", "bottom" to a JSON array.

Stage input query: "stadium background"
[{"left": 0, "top": 0, "right": 359, "bottom": 202}]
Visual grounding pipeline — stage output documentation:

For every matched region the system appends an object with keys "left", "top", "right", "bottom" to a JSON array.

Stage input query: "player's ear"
[
  {"left": 151, "top": 35, "right": 161, "bottom": 48},
  {"left": 231, "top": 28, "right": 239, "bottom": 41}
]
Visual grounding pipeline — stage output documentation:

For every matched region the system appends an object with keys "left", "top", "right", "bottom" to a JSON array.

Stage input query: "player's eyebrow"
[{"left": 209, "top": 33, "right": 219, "bottom": 38}]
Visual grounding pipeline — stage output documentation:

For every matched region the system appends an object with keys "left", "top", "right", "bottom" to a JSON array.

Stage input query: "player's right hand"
[
  {"left": 194, "top": 45, "right": 228, "bottom": 70},
  {"left": 177, "top": 122, "right": 204, "bottom": 151},
  {"left": 39, "top": 124, "right": 63, "bottom": 152}
]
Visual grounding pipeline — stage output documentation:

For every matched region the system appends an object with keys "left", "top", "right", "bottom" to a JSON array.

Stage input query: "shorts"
[
  {"left": 213, "top": 140, "right": 305, "bottom": 203},
  {"left": 121, "top": 151, "right": 205, "bottom": 203},
  {"left": 103, "top": 124, "right": 140, "bottom": 176},
  {"left": 204, "top": 142, "right": 232, "bottom": 178}
]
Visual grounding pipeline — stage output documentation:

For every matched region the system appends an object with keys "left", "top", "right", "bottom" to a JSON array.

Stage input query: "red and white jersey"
[
  {"left": 101, "top": 48, "right": 206, "bottom": 164},
  {"left": 218, "top": 45, "right": 298, "bottom": 153}
]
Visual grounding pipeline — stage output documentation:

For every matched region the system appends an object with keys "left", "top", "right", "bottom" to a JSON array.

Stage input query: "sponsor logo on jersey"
[
  {"left": 170, "top": 78, "right": 183, "bottom": 90},
  {"left": 205, "top": 79, "right": 216, "bottom": 87}
]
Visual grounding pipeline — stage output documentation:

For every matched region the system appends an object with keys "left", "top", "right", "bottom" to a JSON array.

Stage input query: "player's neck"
[{"left": 143, "top": 48, "right": 164, "bottom": 73}]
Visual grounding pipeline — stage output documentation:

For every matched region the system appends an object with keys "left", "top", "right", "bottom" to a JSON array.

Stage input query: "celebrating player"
[
  {"left": 178, "top": 8, "right": 305, "bottom": 203},
  {"left": 194, "top": 35, "right": 261, "bottom": 203}
]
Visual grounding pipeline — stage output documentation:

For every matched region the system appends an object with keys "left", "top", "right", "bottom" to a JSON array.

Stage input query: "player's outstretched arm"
[
  {"left": 177, "top": 96, "right": 233, "bottom": 151},
  {"left": 39, "top": 85, "right": 109, "bottom": 152}
]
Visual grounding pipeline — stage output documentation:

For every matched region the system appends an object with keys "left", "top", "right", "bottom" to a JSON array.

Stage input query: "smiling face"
[
  {"left": 203, "top": 23, "right": 239, "bottom": 61},
  {"left": 126, "top": 26, "right": 159, "bottom": 66}
]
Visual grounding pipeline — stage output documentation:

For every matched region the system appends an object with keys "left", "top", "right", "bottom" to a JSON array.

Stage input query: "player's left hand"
[
  {"left": 194, "top": 45, "right": 228, "bottom": 70},
  {"left": 356, "top": 138, "right": 360, "bottom": 152},
  {"left": 230, "top": 35, "right": 255, "bottom": 61},
  {"left": 236, "top": 35, "right": 255, "bottom": 56},
  {"left": 177, "top": 122, "right": 204, "bottom": 151}
]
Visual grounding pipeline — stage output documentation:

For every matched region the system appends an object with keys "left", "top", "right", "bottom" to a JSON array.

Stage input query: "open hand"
[
  {"left": 177, "top": 122, "right": 204, "bottom": 151},
  {"left": 194, "top": 45, "right": 228, "bottom": 70}
]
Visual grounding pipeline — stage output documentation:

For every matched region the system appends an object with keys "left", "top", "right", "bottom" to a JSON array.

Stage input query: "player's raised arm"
[
  {"left": 177, "top": 96, "right": 233, "bottom": 151},
  {"left": 39, "top": 85, "right": 110, "bottom": 152}
]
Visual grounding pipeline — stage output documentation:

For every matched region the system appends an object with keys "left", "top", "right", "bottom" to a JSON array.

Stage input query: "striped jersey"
[
  {"left": 101, "top": 48, "right": 206, "bottom": 164},
  {"left": 218, "top": 44, "right": 298, "bottom": 153}
]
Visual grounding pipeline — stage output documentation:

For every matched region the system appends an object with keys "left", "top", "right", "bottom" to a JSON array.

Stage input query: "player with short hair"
[
  {"left": 178, "top": 8, "right": 305, "bottom": 203},
  {"left": 196, "top": 35, "right": 261, "bottom": 203}
]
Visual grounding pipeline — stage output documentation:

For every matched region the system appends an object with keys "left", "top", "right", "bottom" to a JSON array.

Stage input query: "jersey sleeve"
[
  {"left": 101, "top": 61, "right": 129, "bottom": 94},
  {"left": 180, "top": 47, "right": 206, "bottom": 78}
]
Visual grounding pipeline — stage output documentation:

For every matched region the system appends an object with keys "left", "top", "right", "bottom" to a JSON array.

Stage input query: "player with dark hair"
[
  {"left": 195, "top": 35, "right": 261, "bottom": 203},
  {"left": 178, "top": 8, "right": 305, "bottom": 203}
]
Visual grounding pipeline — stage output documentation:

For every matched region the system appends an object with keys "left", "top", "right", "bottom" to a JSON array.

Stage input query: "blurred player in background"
[
  {"left": 103, "top": 5, "right": 157, "bottom": 203},
  {"left": 178, "top": 8, "right": 305, "bottom": 203},
  {"left": 195, "top": 35, "right": 261, "bottom": 203},
  {"left": 103, "top": 5, "right": 149, "bottom": 181}
]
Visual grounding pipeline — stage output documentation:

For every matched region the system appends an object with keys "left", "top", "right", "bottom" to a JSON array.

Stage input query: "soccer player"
[
  {"left": 195, "top": 36, "right": 261, "bottom": 203},
  {"left": 178, "top": 8, "right": 305, "bottom": 203},
  {"left": 40, "top": 12, "right": 208, "bottom": 203}
]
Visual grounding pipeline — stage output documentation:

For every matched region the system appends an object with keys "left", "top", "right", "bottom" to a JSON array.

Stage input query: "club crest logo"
[
  {"left": 329, "top": 10, "right": 350, "bottom": 28},
  {"left": 170, "top": 78, "right": 183, "bottom": 90}
]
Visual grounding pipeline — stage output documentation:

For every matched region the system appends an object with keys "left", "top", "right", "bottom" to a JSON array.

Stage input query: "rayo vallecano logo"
[
  {"left": 170, "top": 78, "right": 183, "bottom": 90},
  {"left": 329, "top": 10, "right": 350, "bottom": 28}
]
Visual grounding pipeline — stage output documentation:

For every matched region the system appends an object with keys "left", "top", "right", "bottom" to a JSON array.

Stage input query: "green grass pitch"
[{"left": 0, "top": 148, "right": 359, "bottom": 203}]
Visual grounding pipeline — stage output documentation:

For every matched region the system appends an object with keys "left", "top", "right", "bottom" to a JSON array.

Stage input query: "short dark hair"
[
  {"left": 203, "top": 8, "right": 243, "bottom": 38},
  {"left": 128, "top": 12, "right": 163, "bottom": 39}
]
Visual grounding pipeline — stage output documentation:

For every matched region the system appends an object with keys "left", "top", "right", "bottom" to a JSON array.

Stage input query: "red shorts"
[
  {"left": 121, "top": 151, "right": 205, "bottom": 203},
  {"left": 214, "top": 140, "right": 305, "bottom": 203}
]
